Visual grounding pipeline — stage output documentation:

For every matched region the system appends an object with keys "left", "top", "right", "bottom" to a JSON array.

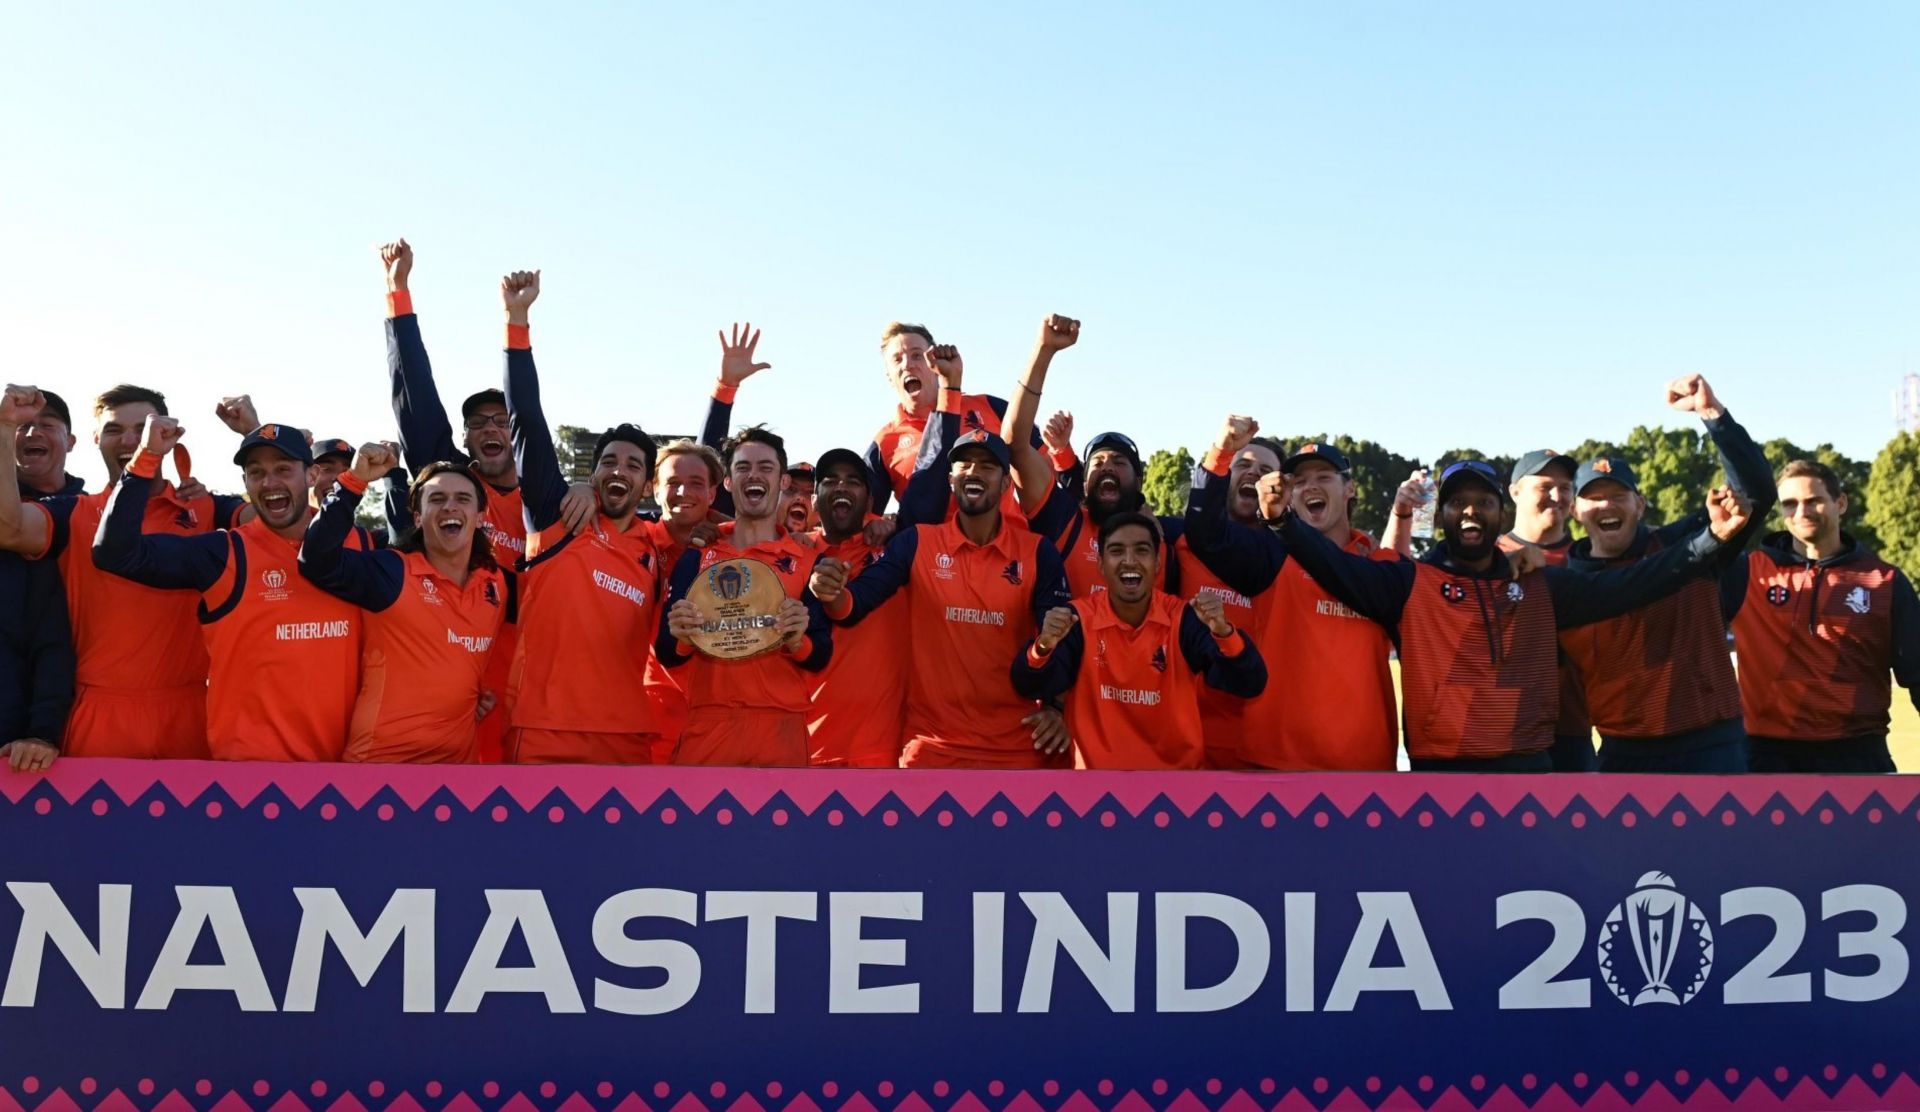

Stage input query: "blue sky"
[{"left": 3, "top": 2, "right": 1916, "bottom": 489}]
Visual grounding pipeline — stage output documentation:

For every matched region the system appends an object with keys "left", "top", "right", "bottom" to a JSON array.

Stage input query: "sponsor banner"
[{"left": 0, "top": 762, "right": 1917, "bottom": 1111}]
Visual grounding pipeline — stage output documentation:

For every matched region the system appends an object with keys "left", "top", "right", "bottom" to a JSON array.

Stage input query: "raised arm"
[
  {"left": 1547, "top": 486, "right": 1736, "bottom": 629},
  {"left": 0, "top": 386, "right": 55, "bottom": 555},
  {"left": 1378, "top": 470, "right": 1426, "bottom": 557},
  {"left": 1274, "top": 511, "right": 1415, "bottom": 630},
  {"left": 1179, "top": 598, "right": 1266, "bottom": 699},
  {"left": 91, "top": 415, "right": 230, "bottom": 592},
  {"left": 896, "top": 392, "right": 962, "bottom": 526},
  {"left": 298, "top": 444, "right": 408, "bottom": 611},
  {"left": 499, "top": 270, "right": 570, "bottom": 532},
  {"left": 1181, "top": 417, "right": 1286, "bottom": 598},
  {"left": 1660, "top": 375, "right": 1773, "bottom": 552},
  {"left": 1004, "top": 315, "right": 1079, "bottom": 514},
  {"left": 1010, "top": 607, "right": 1084, "bottom": 702},
  {"left": 381, "top": 240, "right": 466, "bottom": 470}
]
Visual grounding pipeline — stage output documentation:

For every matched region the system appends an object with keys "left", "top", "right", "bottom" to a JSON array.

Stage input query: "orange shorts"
[
  {"left": 508, "top": 727, "right": 656, "bottom": 765},
  {"left": 63, "top": 683, "right": 210, "bottom": 760},
  {"left": 808, "top": 715, "right": 905, "bottom": 768},
  {"left": 675, "top": 707, "right": 808, "bottom": 767}
]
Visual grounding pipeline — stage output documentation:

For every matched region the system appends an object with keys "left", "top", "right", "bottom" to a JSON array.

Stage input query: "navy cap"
[
  {"left": 1084, "top": 431, "right": 1143, "bottom": 470},
  {"left": 312, "top": 438, "right": 354, "bottom": 463},
  {"left": 1283, "top": 441, "right": 1353, "bottom": 474},
  {"left": 949, "top": 429, "right": 1012, "bottom": 470},
  {"left": 786, "top": 461, "right": 815, "bottom": 481},
  {"left": 1575, "top": 456, "right": 1640, "bottom": 495},
  {"left": 1511, "top": 449, "right": 1577, "bottom": 485},
  {"left": 232, "top": 424, "right": 313, "bottom": 467},
  {"left": 1436, "top": 459, "right": 1502, "bottom": 505},
  {"left": 460, "top": 389, "right": 507, "bottom": 421},
  {"left": 814, "top": 447, "right": 868, "bottom": 478}
]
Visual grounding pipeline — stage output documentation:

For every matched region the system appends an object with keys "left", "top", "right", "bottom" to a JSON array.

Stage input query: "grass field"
[{"left": 1387, "top": 661, "right": 1920, "bottom": 771}]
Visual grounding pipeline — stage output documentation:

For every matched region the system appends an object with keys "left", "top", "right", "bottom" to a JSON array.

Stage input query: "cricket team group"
[{"left": 0, "top": 240, "right": 1912, "bottom": 776}]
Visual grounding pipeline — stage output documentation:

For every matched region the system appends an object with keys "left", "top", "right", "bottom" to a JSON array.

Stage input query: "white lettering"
[
  {"left": 274, "top": 620, "right": 352, "bottom": 640},
  {"left": 445, "top": 890, "right": 584, "bottom": 1013},
  {"left": 1324, "top": 892, "right": 1451, "bottom": 1011},
  {"left": 829, "top": 892, "right": 921, "bottom": 1014},
  {"left": 705, "top": 892, "right": 818, "bottom": 1013},
  {"left": 1314, "top": 597, "right": 1365, "bottom": 620},
  {"left": 592, "top": 889, "right": 701, "bottom": 1016},
  {"left": 135, "top": 886, "right": 275, "bottom": 1011},
  {"left": 1098, "top": 685, "right": 1162, "bottom": 706},
  {"left": 972, "top": 892, "right": 1005, "bottom": 1013},
  {"left": 590, "top": 569, "right": 648, "bottom": 606},
  {"left": 1198, "top": 585, "right": 1253, "bottom": 610},
  {"left": 1017, "top": 892, "right": 1138, "bottom": 1013},
  {"left": 3, "top": 882, "right": 130, "bottom": 1009},
  {"left": 944, "top": 605, "right": 1006, "bottom": 626},
  {"left": 1155, "top": 893, "right": 1270, "bottom": 1013},
  {"left": 1284, "top": 892, "right": 1315, "bottom": 1012},
  {"left": 283, "top": 888, "right": 435, "bottom": 1012},
  {"left": 445, "top": 628, "right": 494, "bottom": 653}
]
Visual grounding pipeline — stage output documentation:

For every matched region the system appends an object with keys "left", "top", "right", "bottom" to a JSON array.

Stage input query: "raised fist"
[
  {"left": 214, "top": 395, "right": 259, "bottom": 435},
  {"left": 1035, "top": 605, "right": 1078, "bottom": 654},
  {"left": 929, "top": 344, "right": 964, "bottom": 386},
  {"left": 380, "top": 238, "right": 413, "bottom": 291},
  {"left": 775, "top": 597, "right": 809, "bottom": 647},
  {"left": 809, "top": 556, "right": 849, "bottom": 603},
  {"left": 1255, "top": 470, "right": 1292, "bottom": 522},
  {"left": 667, "top": 598, "right": 707, "bottom": 641},
  {"left": 1189, "top": 592, "right": 1234, "bottom": 637},
  {"left": 1042, "top": 410, "right": 1075, "bottom": 454},
  {"left": 1665, "top": 374, "right": 1723, "bottom": 419},
  {"left": 141, "top": 414, "right": 185, "bottom": 458},
  {"left": 717, "top": 322, "right": 771, "bottom": 387},
  {"left": 350, "top": 441, "right": 399, "bottom": 483},
  {"left": 1037, "top": 314, "right": 1080, "bottom": 353},
  {"left": 0, "top": 385, "right": 45, "bottom": 427},
  {"left": 501, "top": 270, "right": 542, "bottom": 319},
  {"left": 1706, "top": 484, "right": 1750, "bottom": 542},
  {"left": 1216, "top": 414, "right": 1260, "bottom": 456}
]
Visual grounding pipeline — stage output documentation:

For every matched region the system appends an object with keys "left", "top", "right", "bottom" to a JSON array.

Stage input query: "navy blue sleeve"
[
  {"left": 1891, "top": 571, "right": 1920, "bottom": 716},
  {"left": 297, "top": 480, "right": 407, "bottom": 611},
  {"left": 91, "top": 470, "right": 231, "bottom": 592},
  {"left": 1544, "top": 524, "right": 1725, "bottom": 629},
  {"left": 504, "top": 344, "right": 570, "bottom": 533},
  {"left": 1030, "top": 538, "right": 1072, "bottom": 627},
  {"left": 380, "top": 466, "right": 411, "bottom": 543},
  {"left": 1706, "top": 411, "right": 1775, "bottom": 535},
  {"left": 1275, "top": 515, "right": 1415, "bottom": 630},
  {"left": 897, "top": 407, "right": 960, "bottom": 528},
  {"left": 22, "top": 557, "right": 74, "bottom": 745},
  {"left": 792, "top": 562, "right": 833, "bottom": 674},
  {"left": 1010, "top": 619, "right": 1083, "bottom": 702},
  {"left": 1720, "top": 546, "right": 1752, "bottom": 621},
  {"left": 864, "top": 441, "right": 894, "bottom": 518},
  {"left": 388, "top": 311, "right": 466, "bottom": 470},
  {"left": 702, "top": 392, "right": 737, "bottom": 519},
  {"left": 1158, "top": 516, "right": 1186, "bottom": 594},
  {"left": 655, "top": 548, "right": 703, "bottom": 667},
  {"left": 1182, "top": 461, "right": 1285, "bottom": 598},
  {"left": 1028, "top": 484, "right": 1081, "bottom": 545},
  {"left": 212, "top": 493, "right": 247, "bottom": 531},
  {"left": 837, "top": 525, "right": 919, "bottom": 627},
  {"left": 1178, "top": 606, "right": 1268, "bottom": 699}
]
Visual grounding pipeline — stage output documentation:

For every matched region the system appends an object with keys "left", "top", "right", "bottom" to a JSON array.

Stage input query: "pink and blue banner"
[{"left": 1, "top": 762, "right": 1917, "bottom": 1111}]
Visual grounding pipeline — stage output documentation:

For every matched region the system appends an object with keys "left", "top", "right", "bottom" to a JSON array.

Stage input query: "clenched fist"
[
  {"left": 1035, "top": 605, "right": 1078, "bottom": 654},
  {"left": 501, "top": 270, "right": 541, "bottom": 322},
  {"left": 809, "top": 556, "right": 849, "bottom": 603},
  {"left": 381, "top": 238, "right": 413, "bottom": 291},
  {"left": 1215, "top": 414, "right": 1259, "bottom": 457},
  {"left": 1190, "top": 592, "right": 1233, "bottom": 637},
  {"left": 0, "top": 385, "right": 45, "bottom": 428},
  {"left": 140, "top": 414, "right": 185, "bottom": 458},
  {"left": 1665, "top": 374, "right": 1724, "bottom": 420},
  {"left": 1042, "top": 410, "right": 1075, "bottom": 455},
  {"left": 1255, "top": 470, "right": 1292, "bottom": 522},
  {"left": 775, "top": 597, "right": 809, "bottom": 648},
  {"left": 350, "top": 442, "right": 399, "bottom": 484},
  {"left": 214, "top": 395, "right": 259, "bottom": 435},
  {"left": 1706, "top": 484, "right": 1750, "bottom": 541},
  {"left": 1036, "top": 314, "right": 1080, "bottom": 353},
  {"left": 930, "top": 344, "right": 964, "bottom": 387}
]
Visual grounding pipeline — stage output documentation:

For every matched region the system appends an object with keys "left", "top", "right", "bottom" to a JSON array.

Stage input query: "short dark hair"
[
  {"left": 397, "top": 463, "right": 497, "bottom": 573},
  {"left": 594, "top": 424, "right": 657, "bottom": 476},
  {"left": 1248, "top": 437, "right": 1287, "bottom": 465},
  {"left": 1780, "top": 459, "right": 1843, "bottom": 501},
  {"left": 94, "top": 384, "right": 167, "bottom": 419},
  {"left": 723, "top": 424, "right": 787, "bottom": 472},
  {"left": 879, "top": 321, "right": 934, "bottom": 349},
  {"left": 37, "top": 390, "right": 72, "bottom": 429},
  {"left": 1097, "top": 510, "right": 1163, "bottom": 549}
]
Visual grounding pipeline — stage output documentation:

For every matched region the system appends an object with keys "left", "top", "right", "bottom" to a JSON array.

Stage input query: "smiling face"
[
  {"left": 727, "top": 441, "right": 786, "bottom": 523},
  {"left": 1226, "top": 444, "right": 1282, "bottom": 525},
  {"left": 658, "top": 452, "right": 715, "bottom": 526},
  {"left": 308, "top": 457, "right": 348, "bottom": 503},
  {"left": 950, "top": 447, "right": 1009, "bottom": 517},
  {"left": 413, "top": 471, "right": 483, "bottom": 560},
  {"left": 15, "top": 409, "right": 75, "bottom": 490},
  {"left": 592, "top": 441, "right": 652, "bottom": 520},
  {"left": 883, "top": 332, "right": 935, "bottom": 414},
  {"left": 1574, "top": 479, "right": 1645, "bottom": 557},
  {"left": 1509, "top": 464, "right": 1574, "bottom": 540},
  {"left": 1778, "top": 475, "right": 1845, "bottom": 551},
  {"left": 1440, "top": 481, "right": 1503, "bottom": 564},
  {"left": 814, "top": 461, "right": 870, "bottom": 538},
  {"left": 1085, "top": 448, "right": 1140, "bottom": 518},
  {"left": 242, "top": 446, "right": 309, "bottom": 531},
  {"left": 1289, "top": 460, "right": 1355, "bottom": 537},
  {"left": 95, "top": 401, "right": 158, "bottom": 476},
  {"left": 464, "top": 403, "right": 513, "bottom": 480},
  {"left": 783, "top": 473, "right": 816, "bottom": 533},
  {"left": 1099, "top": 522, "right": 1159, "bottom": 606}
]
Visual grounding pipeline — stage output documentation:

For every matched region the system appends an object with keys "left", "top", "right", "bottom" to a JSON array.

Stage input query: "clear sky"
[{"left": 3, "top": 2, "right": 1916, "bottom": 490}]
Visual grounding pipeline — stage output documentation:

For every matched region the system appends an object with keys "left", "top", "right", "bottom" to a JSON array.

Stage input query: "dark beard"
[{"left": 1086, "top": 488, "right": 1147, "bottom": 525}]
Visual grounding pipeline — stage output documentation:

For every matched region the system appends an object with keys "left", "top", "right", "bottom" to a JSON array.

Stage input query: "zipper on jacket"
[
  {"left": 1470, "top": 578, "right": 1502, "bottom": 664},
  {"left": 1806, "top": 567, "right": 1821, "bottom": 635}
]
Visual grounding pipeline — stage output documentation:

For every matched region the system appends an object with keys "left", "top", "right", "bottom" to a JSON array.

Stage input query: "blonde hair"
[
  {"left": 656, "top": 439, "right": 724, "bottom": 486},
  {"left": 879, "top": 321, "right": 934, "bottom": 349}
]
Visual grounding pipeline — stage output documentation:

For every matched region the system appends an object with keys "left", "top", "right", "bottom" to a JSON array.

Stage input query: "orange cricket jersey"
[
  {"left": 510, "top": 515, "right": 662, "bottom": 734},
  {"left": 667, "top": 526, "right": 822, "bottom": 715},
  {"left": 1175, "top": 536, "right": 1260, "bottom": 766},
  {"left": 199, "top": 517, "right": 364, "bottom": 761},
  {"left": 807, "top": 531, "right": 907, "bottom": 767},
  {"left": 872, "top": 394, "right": 1028, "bottom": 526},
  {"left": 347, "top": 554, "right": 510, "bottom": 763},
  {"left": 1060, "top": 592, "right": 1218, "bottom": 770}
]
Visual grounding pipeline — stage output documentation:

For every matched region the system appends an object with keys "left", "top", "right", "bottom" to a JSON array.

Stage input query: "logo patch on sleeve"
[
  {"left": 1440, "top": 581, "right": 1467, "bottom": 604},
  {"left": 1766, "top": 584, "right": 1790, "bottom": 606}
]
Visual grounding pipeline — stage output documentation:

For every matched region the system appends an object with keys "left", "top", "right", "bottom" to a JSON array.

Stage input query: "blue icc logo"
[
  {"left": 711, "top": 563, "right": 749, "bottom": 601},
  {"left": 1596, "top": 871, "right": 1714, "bottom": 1006}
]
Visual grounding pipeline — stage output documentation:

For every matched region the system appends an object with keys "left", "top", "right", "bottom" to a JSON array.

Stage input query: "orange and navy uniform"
[
  {"left": 1561, "top": 412, "right": 1773, "bottom": 770},
  {"left": 25, "top": 453, "right": 240, "bottom": 759},
  {"left": 641, "top": 519, "right": 694, "bottom": 763},
  {"left": 1028, "top": 479, "right": 1185, "bottom": 600},
  {"left": 0, "top": 540, "right": 74, "bottom": 751},
  {"left": 1723, "top": 532, "right": 1920, "bottom": 770},
  {"left": 388, "top": 289, "right": 525, "bottom": 763},
  {"left": 805, "top": 529, "right": 909, "bottom": 767},
  {"left": 1010, "top": 589, "right": 1265, "bottom": 769},
  {"left": 1498, "top": 532, "right": 1593, "bottom": 770},
  {"left": 1174, "top": 537, "right": 1261, "bottom": 768},
  {"left": 92, "top": 451, "right": 365, "bottom": 761},
  {"left": 1181, "top": 456, "right": 1399, "bottom": 770},
  {"left": 297, "top": 472, "right": 513, "bottom": 763},
  {"left": 655, "top": 525, "right": 832, "bottom": 767},
  {"left": 865, "top": 391, "right": 1035, "bottom": 524},
  {"left": 503, "top": 325, "right": 663, "bottom": 764},
  {"left": 1262, "top": 506, "right": 1726, "bottom": 767}
]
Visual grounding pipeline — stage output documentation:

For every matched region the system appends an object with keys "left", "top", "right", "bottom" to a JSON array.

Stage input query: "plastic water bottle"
[{"left": 1410, "top": 468, "right": 1437, "bottom": 539}]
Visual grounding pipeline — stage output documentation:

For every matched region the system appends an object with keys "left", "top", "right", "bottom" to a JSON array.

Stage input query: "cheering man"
[{"left": 14, "top": 390, "right": 84, "bottom": 498}]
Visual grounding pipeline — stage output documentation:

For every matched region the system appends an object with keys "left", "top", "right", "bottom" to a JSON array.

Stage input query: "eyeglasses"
[{"left": 465, "top": 414, "right": 510, "bottom": 431}]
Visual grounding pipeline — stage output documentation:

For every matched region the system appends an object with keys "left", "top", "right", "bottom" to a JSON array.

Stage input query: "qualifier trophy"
[{"left": 683, "top": 557, "right": 790, "bottom": 659}]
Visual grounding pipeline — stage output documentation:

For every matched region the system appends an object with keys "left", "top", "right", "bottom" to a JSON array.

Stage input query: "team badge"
[
  {"left": 259, "top": 567, "right": 291, "bottom": 603},
  {"left": 1592, "top": 458, "right": 1613, "bottom": 475},
  {"left": 1150, "top": 645, "right": 1167, "bottom": 673},
  {"left": 964, "top": 410, "right": 988, "bottom": 433},
  {"left": 173, "top": 509, "right": 197, "bottom": 529},
  {"left": 863, "top": 550, "right": 880, "bottom": 569},
  {"left": 712, "top": 562, "right": 750, "bottom": 601},
  {"left": 1597, "top": 871, "right": 1714, "bottom": 1007},
  {"left": 1507, "top": 582, "right": 1525, "bottom": 603},
  {"left": 774, "top": 555, "right": 797, "bottom": 575},
  {"left": 1766, "top": 584, "right": 1790, "bottom": 607},
  {"left": 1439, "top": 581, "right": 1467, "bottom": 604},
  {"left": 934, "top": 552, "right": 956, "bottom": 580},
  {"left": 483, "top": 580, "right": 500, "bottom": 607},
  {"left": 258, "top": 425, "right": 280, "bottom": 441},
  {"left": 1001, "top": 560, "right": 1023, "bottom": 586},
  {"left": 1845, "top": 586, "right": 1871, "bottom": 614}
]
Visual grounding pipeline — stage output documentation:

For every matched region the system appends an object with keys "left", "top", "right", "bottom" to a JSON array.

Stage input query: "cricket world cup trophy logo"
[{"left": 1597, "top": 871, "right": 1715, "bottom": 1006}]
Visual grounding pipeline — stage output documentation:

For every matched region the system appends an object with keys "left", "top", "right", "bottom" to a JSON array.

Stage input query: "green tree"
[
  {"left": 1760, "top": 437, "right": 1877, "bottom": 551},
  {"left": 1866, "top": 432, "right": 1920, "bottom": 579},
  {"left": 1623, "top": 425, "right": 1722, "bottom": 527},
  {"left": 1141, "top": 446, "right": 1194, "bottom": 517},
  {"left": 555, "top": 424, "right": 598, "bottom": 482}
]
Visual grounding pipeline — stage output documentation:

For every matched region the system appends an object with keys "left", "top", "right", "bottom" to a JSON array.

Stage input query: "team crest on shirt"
[
  {"left": 173, "top": 508, "right": 197, "bottom": 529},
  {"left": 1845, "top": 586, "right": 1871, "bottom": 614},
  {"left": 964, "top": 410, "right": 988, "bottom": 433},
  {"left": 1002, "top": 560, "right": 1023, "bottom": 586},
  {"left": 1507, "top": 582, "right": 1525, "bottom": 603},
  {"left": 1766, "top": 584, "right": 1790, "bottom": 607},
  {"left": 1150, "top": 645, "right": 1167, "bottom": 673},
  {"left": 774, "top": 555, "right": 797, "bottom": 575},
  {"left": 483, "top": 580, "right": 501, "bottom": 607},
  {"left": 863, "top": 550, "right": 880, "bottom": 569},
  {"left": 1439, "top": 581, "right": 1467, "bottom": 604},
  {"left": 638, "top": 552, "right": 653, "bottom": 571},
  {"left": 934, "top": 552, "right": 956, "bottom": 580},
  {"left": 259, "top": 568, "right": 291, "bottom": 603}
]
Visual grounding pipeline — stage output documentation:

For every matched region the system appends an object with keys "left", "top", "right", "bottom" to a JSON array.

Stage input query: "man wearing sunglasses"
[
  {"left": 1562, "top": 375, "right": 1773, "bottom": 773},
  {"left": 1191, "top": 417, "right": 1749, "bottom": 770}
]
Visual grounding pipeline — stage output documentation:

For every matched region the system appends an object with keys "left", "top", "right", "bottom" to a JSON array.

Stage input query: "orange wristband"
[
  {"left": 337, "top": 470, "right": 370, "bottom": 496},
  {"left": 938, "top": 387, "right": 963, "bottom": 414},
  {"left": 128, "top": 450, "right": 163, "bottom": 480},
  {"left": 505, "top": 324, "right": 530, "bottom": 350},
  {"left": 386, "top": 290, "right": 414, "bottom": 317},
  {"left": 713, "top": 381, "right": 739, "bottom": 404},
  {"left": 1201, "top": 447, "right": 1232, "bottom": 476}
]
